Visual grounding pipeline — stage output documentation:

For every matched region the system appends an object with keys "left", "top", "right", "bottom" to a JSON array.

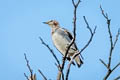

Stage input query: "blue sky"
[{"left": 0, "top": 0, "right": 120, "bottom": 80}]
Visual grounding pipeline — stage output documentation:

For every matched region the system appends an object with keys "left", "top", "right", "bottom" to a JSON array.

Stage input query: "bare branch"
[
  {"left": 100, "top": 5, "right": 108, "bottom": 20},
  {"left": 100, "top": 5, "right": 112, "bottom": 80},
  {"left": 103, "top": 69, "right": 112, "bottom": 80},
  {"left": 83, "top": 16, "right": 92, "bottom": 34},
  {"left": 24, "top": 53, "right": 34, "bottom": 80},
  {"left": 72, "top": 0, "right": 81, "bottom": 7},
  {"left": 113, "top": 28, "right": 120, "bottom": 47},
  {"left": 80, "top": 16, "right": 97, "bottom": 54},
  {"left": 114, "top": 76, "right": 120, "bottom": 80},
  {"left": 100, "top": 7, "right": 113, "bottom": 68},
  {"left": 39, "top": 37, "right": 64, "bottom": 80},
  {"left": 39, "top": 37, "right": 60, "bottom": 66},
  {"left": 38, "top": 69, "right": 47, "bottom": 80},
  {"left": 65, "top": 62, "right": 72, "bottom": 80},
  {"left": 65, "top": 53, "right": 77, "bottom": 80},
  {"left": 111, "top": 62, "right": 120, "bottom": 72},
  {"left": 103, "top": 62, "right": 120, "bottom": 80},
  {"left": 65, "top": 16, "right": 96, "bottom": 80},
  {"left": 24, "top": 73, "right": 29, "bottom": 80},
  {"left": 100, "top": 5, "right": 120, "bottom": 80},
  {"left": 99, "top": 59, "right": 108, "bottom": 68}
]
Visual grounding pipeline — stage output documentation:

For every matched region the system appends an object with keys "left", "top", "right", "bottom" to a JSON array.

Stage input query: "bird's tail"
[{"left": 75, "top": 55, "right": 83, "bottom": 68}]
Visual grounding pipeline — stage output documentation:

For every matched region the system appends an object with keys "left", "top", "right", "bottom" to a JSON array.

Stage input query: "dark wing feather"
[
  {"left": 62, "top": 28, "right": 84, "bottom": 59},
  {"left": 62, "top": 28, "right": 78, "bottom": 50},
  {"left": 62, "top": 28, "right": 73, "bottom": 40}
]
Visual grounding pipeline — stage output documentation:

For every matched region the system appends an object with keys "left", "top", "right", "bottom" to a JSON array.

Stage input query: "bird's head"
[{"left": 43, "top": 20, "right": 59, "bottom": 28}]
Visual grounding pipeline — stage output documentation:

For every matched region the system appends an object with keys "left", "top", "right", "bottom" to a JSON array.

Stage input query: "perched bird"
[{"left": 43, "top": 20, "right": 83, "bottom": 67}]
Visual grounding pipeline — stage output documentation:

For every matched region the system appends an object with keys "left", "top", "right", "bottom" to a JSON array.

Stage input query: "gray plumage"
[{"left": 43, "top": 20, "right": 83, "bottom": 67}]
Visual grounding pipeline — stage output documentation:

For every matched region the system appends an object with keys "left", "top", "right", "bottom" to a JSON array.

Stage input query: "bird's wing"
[
  {"left": 62, "top": 28, "right": 78, "bottom": 50},
  {"left": 62, "top": 28, "right": 84, "bottom": 59},
  {"left": 62, "top": 28, "right": 73, "bottom": 40}
]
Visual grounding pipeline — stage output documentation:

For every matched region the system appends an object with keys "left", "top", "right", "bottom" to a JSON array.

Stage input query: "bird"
[{"left": 43, "top": 20, "right": 83, "bottom": 68}]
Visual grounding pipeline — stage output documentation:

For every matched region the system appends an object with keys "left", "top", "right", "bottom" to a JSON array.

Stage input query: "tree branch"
[
  {"left": 80, "top": 16, "right": 97, "bottom": 54},
  {"left": 39, "top": 37, "right": 60, "bottom": 66},
  {"left": 114, "top": 76, "right": 120, "bottom": 80},
  {"left": 38, "top": 69, "right": 47, "bottom": 80},
  {"left": 113, "top": 28, "right": 120, "bottom": 47},
  {"left": 24, "top": 73, "right": 29, "bottom": 80},
  {"left": 65, "top": 16, "right": 96, "bottom": 80},
  {"left": 99, "top": 59, "right": 108, "bottom": 68},
  {"left": 111, "top": 62, "right": 120, "bottom": 72},
  {"left": 24, "top": 53, "right": 34, "bottom": 80},
  {"left": 100, "top": 5, "right": 120, "bottom": 80},
  {"left": 39, "top": 37, "right": 64, "bottom": 80},
  {"left": 65, "top": 53, "right": 77, "bottom": 80}
]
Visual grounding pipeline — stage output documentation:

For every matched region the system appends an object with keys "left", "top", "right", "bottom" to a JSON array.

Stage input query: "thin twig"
[
  {"left": 24, "top": 73, "right": 29, "bottom": 80},
  {"left": 65, "top": 16, "right": 96, "bottom": 80},
  {"left": 83, "top": 16, "right": 92, "bottom": 34},
  {"left": 100, "top": 5, "right": 108, "bottom": 20},
  {"left": 80, "top": 16, "right": 97, "bottom": 54},
  {"left": 38, "top": 69, "right": 47, "bottom": 80},
  {"left": 114, "top": 76, "right": 120, "bottom": 80},
  {"left": 24, "top": 53, "right": 33, "bottom": 80},
  {"left": 99, "top": 59, "right": 108, "bottom": 68},
  {"left": 39, "top": 37, "right": 64, "bottom": 80},
  {"left": 113, "top": 28, "right": 120, "bottom": 47},
  {"left": 65, "top": 53, "right": 77, "bottom": 80},
  {"left": 107, "top": 19, "right": 113, "bottom": 68},
  {"left": 111, "top": 62, "right": 120, "bottom": 72},
  {"left": 100, "top": 6, "right": 113, "bottom": 68},
  {"left": 39, "top": 37, "right": 60, "bottom": 66},
  {"left": 65, "top": 62, "right": 72, "bottom": 80},
  {"left": 100, "top": 5, "right": 120, "bottom": 80}
]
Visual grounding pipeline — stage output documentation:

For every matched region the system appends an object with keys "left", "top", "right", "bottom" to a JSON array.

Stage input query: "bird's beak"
[{"left": 43, "top": 22, "right": 48, "bottom": 24}]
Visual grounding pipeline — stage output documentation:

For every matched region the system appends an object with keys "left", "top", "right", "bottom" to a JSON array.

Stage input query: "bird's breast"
[{"left": 52, "top": 31, "right": 70, "bottom": 55}]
